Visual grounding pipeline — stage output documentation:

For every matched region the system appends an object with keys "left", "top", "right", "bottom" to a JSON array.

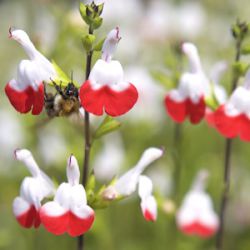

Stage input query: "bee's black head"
[{"left": 65, "top": 83, "right": 78, "bottom": 98}]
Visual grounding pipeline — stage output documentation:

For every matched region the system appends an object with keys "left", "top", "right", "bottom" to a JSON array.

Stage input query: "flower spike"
[
  {"left": 13, "top": 149, "right": 54, "bottom": 229},
  {"left": 40, "top": 155, "right": 95, "bottom": 237},
  {"left": 79, "top": 28, "right": 138, "bottom": 117},
  {"left": 164, "top": 43, "right": 210, "bottom": 124},
  {"left": 5, "top": 28, "right": 56, "bottom": 115},
  {"left": 176, "top": 170, "right": 219, "bottom": 237}
]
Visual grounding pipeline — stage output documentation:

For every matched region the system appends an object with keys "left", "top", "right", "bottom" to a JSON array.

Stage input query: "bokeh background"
[{"left": 1, "top": 0, "right": 250, "bottom": 249}]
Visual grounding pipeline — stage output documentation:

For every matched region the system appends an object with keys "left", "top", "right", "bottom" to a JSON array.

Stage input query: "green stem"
[{"left": 77, "top": 26, "right": 94, "bottom": 250}]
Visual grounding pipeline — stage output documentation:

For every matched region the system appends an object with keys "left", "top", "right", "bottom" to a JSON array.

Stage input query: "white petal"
[
  {"left": 71, "top": 204, "right": 94, "bottom": 219},
  {"left": 89, "top": 59, "right": 127, "bottom": 91},
  {"left": 225, "top": 87, "right": 250, "bottom": 117},
  {"left": 66, "top": 155, "right": 80, "bottom": 185},
  {"left": 15, "top": 149, "right": 40, "bottom": 177},
  {"left": 54, "top": 183, "right": 72, "bottom": 210},
  {"left": 41, "top": 201, "right": 67, "bottom": 217},
  {"left": 20, "top": 177, "right": 41, "bottom": 210},
  {"left": 114, "top": 147, "right": 163, "bottom": 196},
  {"left": 13, "top": 196, "right": 31, "bottom": 217},
  {"left": 138, "top": 175, "right": 153, "bottom": 200},
  {"left": 177, "top": 190, "right": 218, "bottom": 228},
  {"left": 182, "top": 42, "right": 202, "bottom": 73},
  {"left": 141, "top": 195, "right": 157, "bottom": 221},
  {"left": 102, "top": 27, "right": 121, "bottom": 62},
  {"left": 70, "top": 185, "right": 87, "bottom": 208},
  {"left": 134, "top": 147, "right": 164, "bottom": 173}
]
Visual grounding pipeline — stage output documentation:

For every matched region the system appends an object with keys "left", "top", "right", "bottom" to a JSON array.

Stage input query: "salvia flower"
[
  {"left": 208, "top": 70, "right": 250, "bottom": 141},
  {"left": 5, "top": 28, "right": 56, "bottom": 115},
  {"left": 164, "top": 43, "right": 210, "bottom": 124},
  {"left": 138, "top": 175, "right": 157, "bottom": 222},
  {"left": 176, "top": 170, "right": 219, "bottom": 237},
  {"left": 79, "top": 27, "right": 138, "bottom": 116},
  {"left": 103, "top": 147, "right": 163, "bottom": 221},
  {"left": 13, "top": 149, "right": 54, "bottom": 228},
  {"left": 40, "top": 155, "right": 95, "bottom": 237}
]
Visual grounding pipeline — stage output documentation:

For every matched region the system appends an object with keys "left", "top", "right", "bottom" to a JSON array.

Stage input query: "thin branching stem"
[{"left": 77, "top": 26, "right": 94, "bottom": 250}]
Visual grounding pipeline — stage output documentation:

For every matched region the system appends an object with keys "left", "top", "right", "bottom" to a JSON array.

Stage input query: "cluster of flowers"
[
  {"left": 5, "top": 26, "right": 222, "bottom": 238},
  {"left": 164, "top": 42, "right": 250, "bottom": 142},
  {"left": 5, "top": 27, "right": 138, "bottom": 117},
  {"left": 13, "top": 148, "right": 163, "bottom": 236}
]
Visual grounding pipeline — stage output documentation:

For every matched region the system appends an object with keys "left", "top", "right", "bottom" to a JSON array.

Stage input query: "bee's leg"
[{"left": 50, "top": 78, "right": 67, "bottom": 98}]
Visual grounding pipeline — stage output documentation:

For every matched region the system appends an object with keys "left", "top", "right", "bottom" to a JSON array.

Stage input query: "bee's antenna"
[{"left": 71, "top": 70, "right": 74, "bottom": 83}]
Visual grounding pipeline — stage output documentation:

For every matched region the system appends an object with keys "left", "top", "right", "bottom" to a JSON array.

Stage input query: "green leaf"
[
  {"left": 51, "top": 60, "right": 80, "bottom": 87},
  {"left": 93, "top": 37, "right": 105, "bottom": 51},
  {"left": 92, "top": 16, "right": 103, "bottom": 30},
  {"left": 82, "top": 34, "right": 96, "bottom": 52},
  {"left": 205, "top": 83, "right": 220, "bottom": 111},
  {"left": 86, "top": 174, "right": 96, "bottom": 191},
  {"left": 241, "top": 43, "right": 250, "bottom": 55},
  {"left": 232, "top": 61, "right": 250, "bottom": 77},
  {"left": 151, "top": 70, "right": 177, "bottom": 89},
  {"left": 93, "top": 116, "right": 121, "bottom": 139}
]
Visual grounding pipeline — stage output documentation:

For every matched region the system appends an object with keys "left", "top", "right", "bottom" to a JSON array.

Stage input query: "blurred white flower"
[
  {"left": 38, "top": 127, "right": 67, "bottom": 166},
  {"left": 93, "top": 133, "right": 125, "bottom": 181},
  {"left": 176, "top": 170, "right": 219, "bottom": 237},
  {"left": 209, "top": 61, "right": 228, "bottom": 104},
  {"left": 0, "top": 110, "right": 24, "bottom": 163},
  {"left": 124, "top": 66, "right": 165, "bottom": 124}
]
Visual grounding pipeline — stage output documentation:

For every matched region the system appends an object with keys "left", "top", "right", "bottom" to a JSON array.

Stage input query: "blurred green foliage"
[{"left": 1, "top": 0, "right": 250, "bottom": 250}]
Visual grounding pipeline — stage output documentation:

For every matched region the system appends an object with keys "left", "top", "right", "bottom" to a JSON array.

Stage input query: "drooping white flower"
[
  {"left": 40, "top": 155, "right": 94, "bottom": 237},
  {"left": 209, "top": 69, "right": 250, "bottom": 141},
  {"left": 138, "top": 175, "right": 157, "bottom": 222},
  {"left": 79, "top": 27, "right": 138, "bottom": 117},
  {"left": 5, "top": 28, "right": 56, "bottom": 115},
  {"left": 113, "top": 147, "right": 164, "bottom": 197},
  {"left": 12, "top": 149, "right": 54, "bottom": 228},
  {"left": 176, "top": 170, "right": 219, "bottom": 237},
  {"left": 165, "top": 42, "right": 210, "bottom": 124}
]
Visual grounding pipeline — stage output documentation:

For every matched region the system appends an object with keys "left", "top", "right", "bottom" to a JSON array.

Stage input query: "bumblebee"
[{"left": 44, "top": 80, "right": 80, "bottom": 118}]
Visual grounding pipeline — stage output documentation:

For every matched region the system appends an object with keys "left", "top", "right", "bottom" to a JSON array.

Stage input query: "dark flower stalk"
[
  {"left": 77, "top": 26, "right": 94, "bottom": 250},
  {"left": 215, "top": 20, "right": 248, "bottom": 250}
]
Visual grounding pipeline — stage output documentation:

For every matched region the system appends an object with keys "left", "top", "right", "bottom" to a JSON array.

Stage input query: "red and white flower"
[
  {"left": 176, "top": 170, "right": 219, "bottom": 237},
  {"left": 40, "top": 155, "right": 95, "bottom": 237},
  {"left": 164, "top": 43, "right": 210, "bottom": 124},
  {"left": 207, "top": 70, "right": 250, "bottom": 141},
  {"left": 138, "top": 175, "right": 157, "bottom": 222},
  {"left": 103, "top": 147, "right": 163, "bottom": 221},
  {"left": 5, "top": 28, "right": 56, "bottom": 115},
  {"left": 13, "top": 149, "right": 55, "bottom": 228},
  {"left": 79, "top": 27, "right": 138, "bottom": 117}
]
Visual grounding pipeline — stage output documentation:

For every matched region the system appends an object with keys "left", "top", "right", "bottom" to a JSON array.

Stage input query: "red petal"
[
  {"left": 40, "top": 211, "right": 69, "bottom": 236},
  {"left": 16, "top": 205, "right": 40, "bottom": 228},
  {"left": 5, "top": 83, "right": 33, "bottom": 113},
  {"left": 68, "top": 212, "right": 95, "bottom": 237},
  {"left": 205, "top": 108, "right": 216, "bottom": 127},
  {"left": 31, "top": 83, "right": 44, "bottom": 115},
  {"left": 164, "top": 95, "right": 187, "bottom": 123},
  {"left": 239, "top": 115, "right": 250, "bottom": 142},
  {"left": 143, "top": 209, "right": 156, "bottom": 222},
  {"left": 79, "top": 80, "right": 138, "bottom": 117},
  {"left": 180, "top": 222, "right": 217, "bottom": 238},
  {"left": 213, "top": 105, "right": 240, "bottom": 138},
  {"left": 5, "top": 83, "right": 44, "bottom": 115},
  {"left": 186, "top": 97, "right": 205, "bottom": 124}
]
